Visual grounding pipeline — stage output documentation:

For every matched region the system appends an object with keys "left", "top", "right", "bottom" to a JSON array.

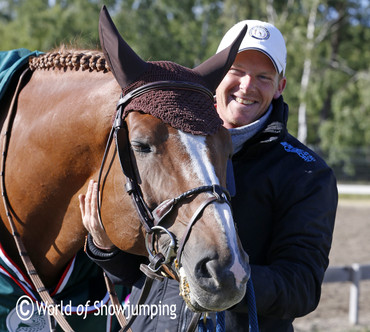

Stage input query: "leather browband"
[{"left": 116, "top": 80, "right": 214, "bottom": 111}]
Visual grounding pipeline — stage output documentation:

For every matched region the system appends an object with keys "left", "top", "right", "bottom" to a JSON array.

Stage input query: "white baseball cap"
[{"left": 217, "top": 20, "right": 287, "bottom": 75}]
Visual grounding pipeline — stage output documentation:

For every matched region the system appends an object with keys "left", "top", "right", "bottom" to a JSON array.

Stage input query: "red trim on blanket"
[
  {"left": 0, "top": 241, "right": 76, "bottom": 296},
  {"left": 50, "top": 255, "right": 76, "bottom": 296},
  {"left": 0, "top": 241, "right": 34, "bottom": 289},
  {"left": 0, "top": 265, "right": 37, "bottom": 301}
]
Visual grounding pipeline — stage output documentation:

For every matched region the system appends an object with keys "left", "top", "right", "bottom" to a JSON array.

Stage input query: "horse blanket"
[
  {"left": 0, "top": 49, "right": 128, "bottom": 331},
  {"left": 0, "top": 48, "right": 43, "bottom": 102},
  {"left": 0, "top": 244, "right": 126, "bottom": 331}
]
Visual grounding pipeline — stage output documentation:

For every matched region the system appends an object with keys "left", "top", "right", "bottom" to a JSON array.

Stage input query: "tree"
[
  {"left": 112, "top": 0, "right": 223, "bottom": 68},
  {"left": 0, "top": 0, "right": 113, "bottom": 51},
  {"left": 297, "top": 0, "right": 319, "bottom": 144}
]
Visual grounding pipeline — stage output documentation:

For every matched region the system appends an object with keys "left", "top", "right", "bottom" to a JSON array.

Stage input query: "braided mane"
[
  {"left": 29, "top": 48, "right": 110, "bottom": 72},
  {"left": 27, "top": 48, "right": 221, "bottom": 135}
]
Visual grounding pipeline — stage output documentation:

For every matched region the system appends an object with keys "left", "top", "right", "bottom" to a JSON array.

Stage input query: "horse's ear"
[
  {"left": 99, "top": 5, "right": 148, "bottom": 88},
  {"left": 193, "top": 25, "right": 248, "bottom": 93}
]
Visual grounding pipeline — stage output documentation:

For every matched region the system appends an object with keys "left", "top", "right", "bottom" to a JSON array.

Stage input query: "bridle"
[
  {"left": 100, "top": 80, "right": 260, "bottom": 332},
  {"left": 96, "top": 80, "right": 233, "bottom": 332},
  {"left": 97, "top": 80, "right": 232, "bottom": 279}
]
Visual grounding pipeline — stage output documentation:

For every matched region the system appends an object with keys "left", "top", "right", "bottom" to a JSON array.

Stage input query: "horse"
[{"left": 0, "top": 6, "right": 249, "bottom": 331}]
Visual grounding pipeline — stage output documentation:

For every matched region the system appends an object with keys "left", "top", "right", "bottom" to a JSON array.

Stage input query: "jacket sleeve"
[
  {"left": 84, "top": 233, "right": 147, "bottom": 286},
  {"left": 231, "top": 165, "right": 338, "bottom": 319}
]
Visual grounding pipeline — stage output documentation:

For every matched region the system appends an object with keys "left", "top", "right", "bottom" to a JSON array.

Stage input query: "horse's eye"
[{"left": 131, "top": 141, "right": 152, "bottom": 153}]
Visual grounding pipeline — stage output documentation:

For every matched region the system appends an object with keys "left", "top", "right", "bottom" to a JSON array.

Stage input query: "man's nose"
[{"left": 239, "top": 75, "right": 253, "bottom": 93}]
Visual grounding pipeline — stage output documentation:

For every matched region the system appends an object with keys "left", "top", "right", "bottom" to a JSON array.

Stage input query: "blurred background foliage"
[{"left": 1, "top": 0, "right": 369, "bottom": 182}]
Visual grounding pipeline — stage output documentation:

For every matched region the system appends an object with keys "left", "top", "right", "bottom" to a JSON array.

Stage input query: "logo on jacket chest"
[{"left": 280, "top": 142, "right": 316, "bottom": 162}]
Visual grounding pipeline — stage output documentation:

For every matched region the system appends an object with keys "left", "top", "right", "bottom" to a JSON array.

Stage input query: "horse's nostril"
[
  {"left": 195, "top": 259, "right": 208, "bottom": 278},
  {"left": 196, "top": 258, "right": 217, "bottom": 280},
  {"left": 195, "top": 257, "right": 234, "bottom": 290},
  {"left": 193, "top": 251, "right": 250, "bottom": 292}
]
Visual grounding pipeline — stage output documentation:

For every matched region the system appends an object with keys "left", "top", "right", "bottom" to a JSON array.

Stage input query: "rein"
[
  {"left": 97, "top": 80, "right": 232, "bottom": 332},
  {"left": 0, "top": 68, "right": 74, "bottom": 332}
]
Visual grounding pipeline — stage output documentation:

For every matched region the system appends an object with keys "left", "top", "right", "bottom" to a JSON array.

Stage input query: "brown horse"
[{"left": 0, "top": 6, "right": 249, "bottom": 327}]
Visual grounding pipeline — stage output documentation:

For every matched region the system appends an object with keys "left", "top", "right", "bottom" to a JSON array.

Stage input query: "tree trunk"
[{"left": 297, "top": 0, "right": 319, "bottom": 144}]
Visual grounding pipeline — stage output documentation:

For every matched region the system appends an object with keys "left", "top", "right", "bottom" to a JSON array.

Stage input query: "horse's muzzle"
[{"left": 181, "top": 247, "right": 250, "bottom": 312}]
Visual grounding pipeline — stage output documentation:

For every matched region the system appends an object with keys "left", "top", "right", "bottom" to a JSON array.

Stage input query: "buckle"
[
  {"left": 145, "top": 225, "right": 176, "bottom": 270},
  {"left": 212, "top": 185, "right": 230, "bottom": 203}
]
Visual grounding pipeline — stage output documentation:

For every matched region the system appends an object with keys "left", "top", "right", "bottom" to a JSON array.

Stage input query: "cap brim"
[{"left": 238, "top": 47, "right": 281, "bottom": 74}]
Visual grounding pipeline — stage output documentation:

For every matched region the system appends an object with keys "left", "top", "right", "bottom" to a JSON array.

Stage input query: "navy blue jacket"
[{"left": 86, "top": 96, "right": 338, "bottom": 331}]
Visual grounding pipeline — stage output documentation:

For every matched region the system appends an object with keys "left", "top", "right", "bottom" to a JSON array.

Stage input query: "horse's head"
[{"left": 98, "top": 6, "right": 250, "bottom": 312}]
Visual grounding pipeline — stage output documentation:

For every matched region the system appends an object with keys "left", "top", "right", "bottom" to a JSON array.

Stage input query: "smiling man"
[
  {"left": 82, "top": 20, "right": 338, "bottom": 332},
  {"left": 215, "top": 20, "right": 286, "bottom": 131},
  {"left": 208, "top": 20, "right": 337, "bottom": 331}
]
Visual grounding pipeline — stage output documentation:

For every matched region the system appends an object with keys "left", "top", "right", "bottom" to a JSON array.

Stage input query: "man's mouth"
[{"left": 235, "top": 97, "right": 255, "bottom": 105}]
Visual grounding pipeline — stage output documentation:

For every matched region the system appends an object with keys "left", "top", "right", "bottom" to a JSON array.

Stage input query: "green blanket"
[{"left": 0, "top": 48, "right": 43, "bottom": 101}]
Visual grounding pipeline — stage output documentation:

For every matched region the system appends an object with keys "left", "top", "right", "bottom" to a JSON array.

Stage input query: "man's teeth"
[{"left": 235, "top": 97, "right": 254, "bottom": 105}]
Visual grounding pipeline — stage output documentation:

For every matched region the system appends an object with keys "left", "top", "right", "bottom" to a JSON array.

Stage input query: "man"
[{"left": 81, "top": 20, "right": 337, "bottom": 331}]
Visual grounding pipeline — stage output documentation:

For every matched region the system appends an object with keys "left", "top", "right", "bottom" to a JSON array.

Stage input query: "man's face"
[{"left": 215, "top": 50, "right": 286, "bottom": 129}]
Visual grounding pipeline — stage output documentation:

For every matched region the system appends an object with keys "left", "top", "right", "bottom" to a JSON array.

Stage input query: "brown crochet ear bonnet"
[
  {"left": 99, "top": 5, "right": 247, "bottom": 136},
  {"left": 121, "top": 61, "right": 221, "bottom": 136}
]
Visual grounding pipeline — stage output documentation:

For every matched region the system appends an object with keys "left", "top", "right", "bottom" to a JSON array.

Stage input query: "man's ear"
[{"left": 273, "top": 77, "right": 286, "bottom": 99}]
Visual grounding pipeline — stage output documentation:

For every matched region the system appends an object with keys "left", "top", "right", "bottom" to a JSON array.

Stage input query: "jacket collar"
[{"left": 233, "top": 95, "right": 288, "bottom": 159}]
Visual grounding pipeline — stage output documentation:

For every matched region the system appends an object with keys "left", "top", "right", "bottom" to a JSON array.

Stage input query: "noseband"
[{"left": 97, "top": 80, "right": 231, "bottom": 279}]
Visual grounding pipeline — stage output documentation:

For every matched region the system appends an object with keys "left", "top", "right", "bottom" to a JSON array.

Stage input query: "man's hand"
[{"left": 79, "top": 180, "right": 115, "bottom": 251}]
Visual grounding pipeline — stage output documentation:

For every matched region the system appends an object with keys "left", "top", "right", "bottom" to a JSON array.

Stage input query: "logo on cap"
[{"left": 249, "top": 26, "right": 270, "bottom": 40}]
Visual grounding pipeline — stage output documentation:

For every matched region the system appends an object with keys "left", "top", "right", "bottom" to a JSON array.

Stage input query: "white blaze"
[{"left": 178, "top": 131, "right": 247, "bottom": 287}]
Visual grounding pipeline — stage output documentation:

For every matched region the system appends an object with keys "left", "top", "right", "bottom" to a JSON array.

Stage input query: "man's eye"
[
  {"left": 259, "top": 75, "right": 273, "bottom": 81},
  {"left": 229, "top": 68, "right": 243, "bottom": 75}
]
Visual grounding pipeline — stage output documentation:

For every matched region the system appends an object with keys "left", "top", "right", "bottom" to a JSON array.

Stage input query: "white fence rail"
[
  {"left": 323, "top": 263, "right": 370, "bottom": 325},
  {"left": 337, "top": 184, "right": 370, "bottom": 195}
]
